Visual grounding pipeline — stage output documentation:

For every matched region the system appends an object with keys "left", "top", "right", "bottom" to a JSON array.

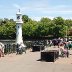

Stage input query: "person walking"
[
  {"left": 20, "top": 42, "right": 26, "bottom": 54},
  {"left": 0, "top": 43, "right": 4, "bottom": 57},
  {"left": 16, "top": 43, "right": 19, "bottom": 54}
]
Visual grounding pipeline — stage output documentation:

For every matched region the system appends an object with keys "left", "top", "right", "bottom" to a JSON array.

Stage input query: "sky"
[{"left": 0, "top": 0, "right": 72, "bottom": 21}]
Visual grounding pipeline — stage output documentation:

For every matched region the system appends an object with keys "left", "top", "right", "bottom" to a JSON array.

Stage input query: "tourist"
[
  {"left": 20, "top": 42, "right": 26, "bottom": 54},
  {"left": 68, "top": 42, "right": 72, "bottom": 50},
  {"left": 0, "top": 45, "right": 2, "bottom": 57},
  {"left": 67, "top": 49, "right": 69, "bottom": 58},
  {"left": 0, "top": 44, "right": 4, "bottom": 57},
  {"left": 16, "top": 43, "right": 19, "bottom": 54},
  {"left": 64, "top": 42, "right": 69, "bottom": 49},
  {"left": 18, "top": 43, "right": 23, "bottom": 54}
]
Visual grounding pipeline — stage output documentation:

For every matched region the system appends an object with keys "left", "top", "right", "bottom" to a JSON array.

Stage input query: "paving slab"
[{"left": 0, "top": 48, "right": 72, "bottom": 72}]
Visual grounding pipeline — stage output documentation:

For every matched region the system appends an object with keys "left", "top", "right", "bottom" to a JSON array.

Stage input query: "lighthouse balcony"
[{"left": 16, "top": 21, "right": 23, "bottom": 23}]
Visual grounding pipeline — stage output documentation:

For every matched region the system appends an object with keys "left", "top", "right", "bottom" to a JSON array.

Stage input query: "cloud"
[
  {"left": 47, "top": 5, "right": 72, "bottom": 14},
  {"left": 26, "top": 5, "right": 72, "bottom": 14},
  {"left": 12, "top": 3, "right": 72, "bottom": 20},
  {"left": 30, "top": 16, "right": 54, "bottom": 21},
  {"left": 30, "top": 16, "right": 41, "bottom": 21},
  {"left": 13, "top": 4, "right": 20, "bottom": 9},
  {"left": 42, "top": 10, "right": 72, "bottom": 14}
]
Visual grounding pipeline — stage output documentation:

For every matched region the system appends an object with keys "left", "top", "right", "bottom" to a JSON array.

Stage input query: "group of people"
[
  {"left": 16, "top": 42, "right": 26, "bottom": 54},
  {"left": 47, "top": 38, "right": 63, "bottom": 47},
  {"left": 0, "top": 42, "right": 26, "bottom": 58},
  {"left": 0, "top": 38, "right": 71, "bottom": 58},
  {"left": 47, "top": 38, "right": 70, "bottom": 58}
]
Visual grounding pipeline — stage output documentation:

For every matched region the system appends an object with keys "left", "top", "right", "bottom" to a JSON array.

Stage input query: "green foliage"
[
  {"left": 22, "top": 15, "right": 30, "bottom": 23},
  {"left": 23, "top": 19, "right": 38, "bottom": 37},
  {"left": 0, "top": 18, "right": 16, "bottom": 39},
  {"left": 0, "top": 16, "right": 72, "bottom": 39},
  {"left": 53, "top": 17, "right": 64, "bottom": 25}
]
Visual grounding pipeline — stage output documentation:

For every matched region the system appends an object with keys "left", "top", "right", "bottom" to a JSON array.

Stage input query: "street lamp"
[{"left": 66, "top": 26, "right": 68, "bottom": 41}]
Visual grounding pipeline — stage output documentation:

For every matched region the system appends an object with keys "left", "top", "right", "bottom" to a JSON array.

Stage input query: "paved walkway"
[{"left": 0, "top": 47, "right": 72, "bottom": 72}]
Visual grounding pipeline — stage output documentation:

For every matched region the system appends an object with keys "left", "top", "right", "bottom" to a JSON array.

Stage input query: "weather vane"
[{"left": 18, "top": 9, "right": 20, "bottom": 12}]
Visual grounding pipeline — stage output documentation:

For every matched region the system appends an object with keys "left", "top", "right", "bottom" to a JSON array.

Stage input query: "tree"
[
  {"left": 0, "top": 18, "right": 16, "bottom": 39},
  {"left": 39, "top": 18, "right": 51, "bottom": 36},
  {"left": 22, "top": 15, "right": 30, "bottom": 23},
  {"left": 52, "top": 17, "right": 65, "bottom": 38},
  {"left": 22, "top": 19, "right": 38, "bottom": 38},
  {"left": 0, "top": 15, "right": 72, "bottom": 40},
  {"left": 53, "top": 17, "right": 64, "bottom": 25},
  {"left": 0, "top": 19, "right": 3, "bottom": 25}
]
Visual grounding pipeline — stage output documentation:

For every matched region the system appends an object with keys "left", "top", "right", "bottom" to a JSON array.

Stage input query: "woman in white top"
[{"left": 0, "top": 42, "right": 4, "bottom": 57}]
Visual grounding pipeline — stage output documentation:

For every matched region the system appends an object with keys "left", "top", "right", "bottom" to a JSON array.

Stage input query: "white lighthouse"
[{"left": 16, "top": 9, "right": 24, "bottom": 45}]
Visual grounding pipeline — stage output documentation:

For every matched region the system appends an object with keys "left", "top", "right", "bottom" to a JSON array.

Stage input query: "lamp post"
[{"left": 66, "top": 26, "right": 68, "bottom": 42}]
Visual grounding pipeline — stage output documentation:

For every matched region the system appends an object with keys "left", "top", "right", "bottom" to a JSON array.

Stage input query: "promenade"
[{"left": 0, "top": 46, "right": 72, "bottom": 72}]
